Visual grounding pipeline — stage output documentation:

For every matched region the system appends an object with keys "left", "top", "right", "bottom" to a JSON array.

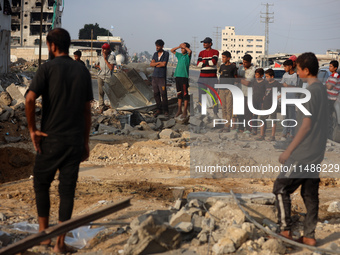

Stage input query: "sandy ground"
[{"left": 0, "top": 128, "right": 340, "bottom": 254}]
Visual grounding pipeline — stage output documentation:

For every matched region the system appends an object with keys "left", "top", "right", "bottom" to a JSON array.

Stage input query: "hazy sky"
[{"left": 62, "top": 0, "right": 340, "bottom": 56}]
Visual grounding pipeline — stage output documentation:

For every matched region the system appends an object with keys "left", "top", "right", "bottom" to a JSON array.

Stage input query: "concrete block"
[
  {"left": 261, "top": 239, "right": 286, "bottom": 254},
  {"left": 164, "top": 119, "right": 176, "bottom": 128},
  {"left": 174, "top": 222, "right": 193, "bottom": 233},
  {"left": 159, "top": 129, "right": 175, "bottom": 139},
  {"left": 170, "top": 211, "right": 192, "bottom": 227},
  {"left": 154, "top": 118, "right": 163, "bottom": 130},
  {"left": 6, "top": 83, "right": 25, "bottom": 105},
  {"left": 327, "top": 201, "right": 340, "bottom": 212},
  {"left": 226, "top": 226, "right": 248, "bottom": 249},
  {"left": 0, "top": 92, "right": 12, "bottom": 106},
  {"left": 212, "top": 238, "right": 235, "bottom": 254},
  {"left": 181, "top": 131, "right": 190, "bottom": 139}
]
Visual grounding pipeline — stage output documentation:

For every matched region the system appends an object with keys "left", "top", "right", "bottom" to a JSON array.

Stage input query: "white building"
[
  {"left": 0, "top": 0, "right": 12, "bottom": 73},
  {"left": 221, "top": 26, "right": 265, "bottom": 65}
]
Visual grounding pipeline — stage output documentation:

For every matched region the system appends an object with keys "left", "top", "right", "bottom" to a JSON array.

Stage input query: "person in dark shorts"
[
  {"left": 273, "top": 52, "right": 328, "bottom": 246},
  {"left": 25, "top": 28, "right": 93, "bottom": 253},
  {"left": 249, "top": 68, "right": 266, "bottom": 135},
  {"left": 171, "top": 42, "right": 192, "bottom": 118},
  {"left": 256, "top": 68, "right": 282, "bottom": 141},
  {"left": 218, "top": 50, "right": 237, "bottom": 132},
  {"left": 150, "top": 39, "right": 170, "bottom": 117}
]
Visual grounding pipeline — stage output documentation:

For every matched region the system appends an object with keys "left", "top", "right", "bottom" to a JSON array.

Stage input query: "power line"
[
  {"left": 260, "top": 3, "right": 274, "bottom": 66},
  {"left": 213, "top": 26, "right": 221, "bottom": 51}
]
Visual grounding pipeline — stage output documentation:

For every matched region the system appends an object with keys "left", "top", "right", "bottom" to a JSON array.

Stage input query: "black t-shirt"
[
  {"left": 262, "top": 80, "right": 282, "bottom": 110},
  {"left": 219, "top": 64, "right": 237, "bottom": 85},
  {"left": 29, "top": 56, "right": 93, "bottom": 145},
  {"left": 250, "top": 79, "right": 267, "bottom": 103}
]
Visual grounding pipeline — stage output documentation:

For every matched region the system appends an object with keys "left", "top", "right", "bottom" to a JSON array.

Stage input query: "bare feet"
[{"left": 181, "top": 113, "right": 188, "bottom": 118}]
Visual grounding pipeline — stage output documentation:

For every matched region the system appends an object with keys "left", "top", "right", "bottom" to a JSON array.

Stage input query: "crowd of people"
[{"left": 24, "top": 28, "right": 338, "bottom": 251}]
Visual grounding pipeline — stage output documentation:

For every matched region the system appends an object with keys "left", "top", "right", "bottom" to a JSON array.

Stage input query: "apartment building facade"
[
  {"left": 221, "top": 26, "right": 265, "bottom": 65},
  {"left": 11, "top": 0, "right": 63, "bottom": 47},
  {"left": 0, "top": 0, "right": 12, "bottom": 73}
]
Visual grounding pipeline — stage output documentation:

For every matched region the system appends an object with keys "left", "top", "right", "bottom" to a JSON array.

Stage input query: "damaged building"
[
  {"left": 0, "top": 0, "right": 12, "bottom": 74},
  {"left": 10, "top": 0, "right": 63, "bottom": 61}
]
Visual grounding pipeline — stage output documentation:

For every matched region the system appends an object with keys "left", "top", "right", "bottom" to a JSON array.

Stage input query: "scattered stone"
[
  {"left": 0, "top": 231, "right": 11, "bottom": 247},
  {"left": 189, "top": 117, "right": 203, "bottom": 127},
  {"left": 6, "top": 83, "right": 25, "bottom": 105},
  {"left": 212, "top": 237, "right": 236, "bottom": 254},
  {"left": 191, "top": 214, "right": 204, "bottom": 232},
  {"left": 164, "top": 119, "right": 176, "bottom": 128},
  {"left": 0, "top": 92, "right": 12, "bottom": 106},
  {"left": 181, "top": 131, "right": 190, "bottom": 139},
  {"left": 154, "top": 118, "right": 163, "bottom": 130},
  {"left": 159, "top": 129, "right": 175, "bottom": 139},
  {"left": 140, "top": 121, "right": 153, "bottom": 131},
  {"left": 327, "top": 201, "right": 340, "bottom": 212},
  {"left": 0, "top": 213, "right": 6, "bottom": 221},
  {"left": 103, "top": 108, "right": 117, "bottom": 116},
  {"left": 207, "top": 200, "right": 245, "bottom": 225},
  {"left": 130, "top": 210, "right": 173, "bottom": 231},
  {"left": 226, "top": 225, "right": 248, "bottom": 249},
  {"left": 174, "top": 222, "right": 193, "bottom": 233},
  {"left": 261, "top": 239, "right": 286, "bottom": 254},
  {"left": 98, "top": 124, "right": 118, "bottom": 134},
  {"left": 188, "top": 199, "right": 203, "bottom": 208},
  {"left": 173, "top": 199, "right": 183, "bottom": 210},
  {"left": 201, "top": 218, "right": 215, "bottom": 232},
  {"left": 170, "top": 211, "right": 192, "bottom": 227},
  {"left": 124, "top": 216, "right": 181, "bottom": 255},
  {"left": 241, "top": 222, "right": 257, "bottom": 240},
  {"left": 4, "top": 136, "right": 22, "bottom": 143}
]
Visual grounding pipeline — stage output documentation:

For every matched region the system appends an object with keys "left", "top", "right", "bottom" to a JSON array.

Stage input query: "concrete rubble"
[{"left": 121, "top": 192, "right": 291, "bottom": 255}]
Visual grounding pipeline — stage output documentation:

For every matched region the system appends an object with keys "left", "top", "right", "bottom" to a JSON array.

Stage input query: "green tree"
[{"left": 78, "top": 23, "right": 112, "bottom": 39}]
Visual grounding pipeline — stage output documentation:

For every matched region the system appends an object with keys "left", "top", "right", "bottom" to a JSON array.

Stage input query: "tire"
[{"left": 331, "top": 111, "right": 340, "bottom": 142}]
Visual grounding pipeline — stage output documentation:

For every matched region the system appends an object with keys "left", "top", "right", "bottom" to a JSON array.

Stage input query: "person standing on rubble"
[
  {"left": 25, "top": 28, "right": 93, "bottom": 253},
  {"left": 95, "top": 43, "right": 116, "bottom": 113},
  {"left": 171, "top": 42, "right": 192, "bottom": 118},
  {"left": 150, "top": 39, "right": 170, "bottom": 117},
  {"left": 273, "top": 52, "right": 328, "bottom": 246},
  {"left": 197, "top": 37, "right": 219, "bottom": 118}
]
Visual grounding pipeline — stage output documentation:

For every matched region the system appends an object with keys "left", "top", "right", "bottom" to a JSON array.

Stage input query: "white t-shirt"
[{"left": 281, "top": 72, "right": 298, "bottom": 99}]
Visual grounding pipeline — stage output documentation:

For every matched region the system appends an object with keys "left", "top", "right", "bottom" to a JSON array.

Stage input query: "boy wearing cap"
[
  {"left": 150, "top": 39, "right": 170, "bottom": 117},
  {"left": 197, "top": 37, "right": 219, "bottom": 118},
  {"left": 171, "top": 43, "right": 192, "bottom": 118},
  {"left": 218, "top": 51, "right": 237, "bottom": 132},
  {"left": 73, "top": 50, "right": 85, "bottom": 66},
  {"left": 95, "top": 43, "right": 116, "bottom": 112}
]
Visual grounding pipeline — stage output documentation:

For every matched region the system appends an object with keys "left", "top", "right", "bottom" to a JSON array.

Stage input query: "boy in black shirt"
[
  {"left": 249, "top": 68, "right": 266, "bottom": 135},
  {"left": 256, "top": 69, "right": 282, "bottom": 141},
  {"left": 218, "top": 51, "right": 237, "bottom": 132}
]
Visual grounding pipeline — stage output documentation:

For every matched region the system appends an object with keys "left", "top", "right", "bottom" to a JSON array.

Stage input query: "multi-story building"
[
  {"left": 11, "top": 0, "right": 63, "bottom": 47},
  {"left": 0, "top": 0, "right": 12, "bottom": 73},
  {"left": 221, "top": 26, "right": 265, "bottom": 65}
]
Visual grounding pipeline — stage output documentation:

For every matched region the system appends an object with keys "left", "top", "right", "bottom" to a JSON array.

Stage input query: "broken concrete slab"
[
  {"left": 164, "top": 119, "right": 176, "bottom": 129},
  {"left": 187, "top": 192, "right": 277, "bottom": 222},
  {"left": 124, "top": 216, "right": 181, "bottom": 255},
  {"left": 6, "top": 83, "right": 25, "bottom": 105},
  {"left": 226, "top": 226, "right": 248, "bottom": 248},
  {"left": 212, "top": 237, "right": 236, "bottom": 254},
  {"left": 327, "top": 201, "right": 340, "bottom": 212},
  {"left": 187, "top": 192, "right": 275, "bottom": 205},
  {"left": 154, "top": 118, "right": 163, "bottom": 130},
  {"left": 98, "top": 124, "right": 118, "bottom": 134},
  {"left": 174, "top": 222, "right": 193, "bottom": 233},
  {"left": 140, "top": 121, "right": 153, "bottom": 131},
  {"left": 159, "top": 129, "right": 175, "bottom": 139},
  {"left": 130, "top": 210, "right": 173, "bottom": 231},
  {"left": 169, "top": 211, "right": 192, "bottom": 227},
  {"left": 261, "top": 239, "right": 286, "bottom": 254},
  {"left": 4, "top": 136, "right": 22, "bottom": 143},
  {"left": 181, "top": 131, "right": 190, "bottom": 139},
  {"left": 0, "top": 92, "right": 12, "bottom": 106}
]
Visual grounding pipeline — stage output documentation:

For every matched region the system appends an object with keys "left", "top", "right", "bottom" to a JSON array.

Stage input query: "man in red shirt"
[{"left": 197, "top": 37, "right": 220, "bottom": 118}]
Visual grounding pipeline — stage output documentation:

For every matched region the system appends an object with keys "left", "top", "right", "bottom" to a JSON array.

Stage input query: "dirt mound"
[{"left": 0, "top": 147, "right": 34, "bottom": 183}]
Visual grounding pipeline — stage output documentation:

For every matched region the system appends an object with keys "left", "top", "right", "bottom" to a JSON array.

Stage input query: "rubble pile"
[
  {"left": 122, "top": 193, "right": 284, "bottom": 255},
  {"left": 10, "top": 58, "right": 39, "bottom": 73}
]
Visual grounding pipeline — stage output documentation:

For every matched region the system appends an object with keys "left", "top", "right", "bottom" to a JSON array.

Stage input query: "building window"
[
  {"left": 256, "top": 45, "right": 262, "bottom": 48},
  {"left": 256, "top": 51, "right": 262, "bottom": 54},
  {"left": 246, "top": 45, "right": 253, "bottom": 47},
  {"left": 256, "top": 39, "right": 263, "bottom": 42}
]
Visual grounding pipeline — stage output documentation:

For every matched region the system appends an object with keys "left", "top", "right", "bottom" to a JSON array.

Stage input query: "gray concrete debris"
[
  {"left": 140, "top": 121, "right": 153, "bottom": 131},
  {"left": 327, "top": 201, "right": 340, "bottom": 212},
  {"left": 173, "top": 199, "right": 183, "bottom": 210},
  {"left": 98, "top": 124, "right": 118, "bottom": 134},
  {"left": 154, "top": 118, "right": 163, "bottom": 130},
  {"left": 164, "top": 119, "right": 176, "bottom": 129},
  {"left": 169, "top": 211, "right": 192, "bottom": 227},
  {"left": 174, "top": 222, "right": 193, "bottom": 233},
  {"left": 6, "top": 83, "right": 25, "bottom": 105},
  {"left": 0, "top": 231, "right": 11, "bottom": 247},
  {"left": 261, "top": 239, "right": 286, "bottom": 254},
  {"left": 159, "top": 129, "right": 175, "bottom": 139},
  {"left": 187, "top": 192, "right": 276, "bottom": 205},
  {"left": 124, "top": 216, "right": 181, "bottom": 255},
  {"left": 130, "top": 210, "right": 173, "bottom": 231},
  {"left": 191, "top": 214, "right": 204, "bottom": 233},
  {"left": 189, "top": 117, "right": 203, "bottom": 127},
  {"left": 103, "top": 108, "right": 117, "bottom": 116},
  {"left": 188, "top": 199, "right": 203, "bottom": 209},
  {"left": 174, "top": 115, "right": 189, "bottom": 124},
  {"left": 4, "top": 136, "right": 22, "bottom": 143},
  {"left": 0, "top": 92, "right": 12, "bottom": 106}
]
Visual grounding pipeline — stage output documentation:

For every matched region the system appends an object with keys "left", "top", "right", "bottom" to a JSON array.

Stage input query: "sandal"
[
  {"left": 268, "top": 136, "right": 276, "bottom": 141},
  {"left": 256, "top": 135, "right": 265, "bottom": 141}
]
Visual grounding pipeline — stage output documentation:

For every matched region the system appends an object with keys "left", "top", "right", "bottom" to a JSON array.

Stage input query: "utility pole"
[
  {"left": 213, "top": 26, "right": 221, "bottom": 51},
  {"left": 192, "top": 36, "right": 198, "bottom": 65},
  {"left": 260, "top": 3, "right": 274, "bottom": 67}
]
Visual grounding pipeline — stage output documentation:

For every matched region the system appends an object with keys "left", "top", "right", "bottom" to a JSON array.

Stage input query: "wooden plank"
[{"left": 0, "top": 197, "right": 131, "bottom": 255}]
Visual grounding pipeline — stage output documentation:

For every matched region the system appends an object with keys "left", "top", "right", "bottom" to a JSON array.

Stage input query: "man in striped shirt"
[
  {"left": 325, "top": 60, "right": 340, "bottom": 137},
  {"left": 197, "top": 37, "right": 220, "bottom": 118}
]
